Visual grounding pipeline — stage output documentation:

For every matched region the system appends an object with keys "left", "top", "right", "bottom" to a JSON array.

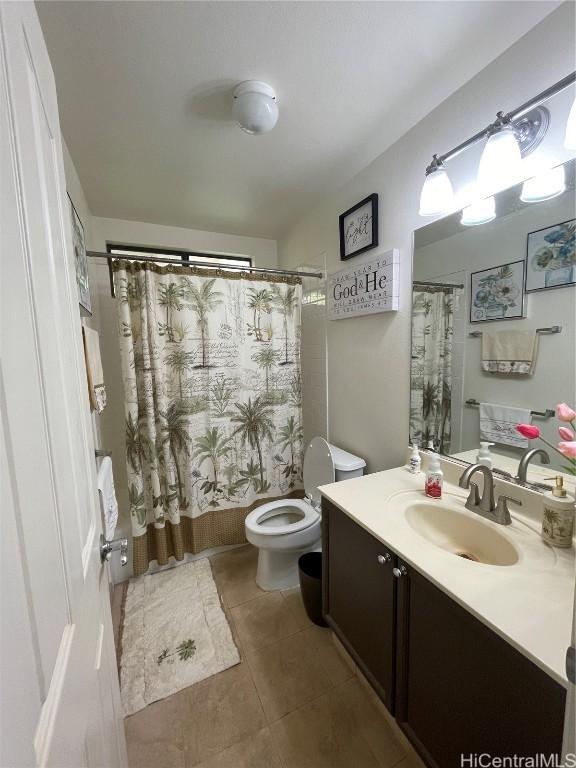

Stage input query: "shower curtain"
[
  {"left": 410, "top": 286, "right": 454, "bottom": 453},
  {"left": 114, "top": 260, "right": 304, "bottom": 576}
]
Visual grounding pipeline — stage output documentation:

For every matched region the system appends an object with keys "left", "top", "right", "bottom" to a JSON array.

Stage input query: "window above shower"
[{"left": 107, "top": 243, "right": 252, "bottom": 270}]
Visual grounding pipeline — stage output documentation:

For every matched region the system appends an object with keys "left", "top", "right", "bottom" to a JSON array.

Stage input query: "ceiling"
[{"left": 37, "top": 1, "right": 560, "bottom": 240}]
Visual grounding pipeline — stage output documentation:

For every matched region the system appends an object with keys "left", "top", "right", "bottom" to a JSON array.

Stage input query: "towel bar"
[
  {"left": 95, "top": 449, "right": 112, "bottom": 458},
  {"left": 465, "top": 399, "right": 555, "bottom": 419},
  {"left": 468, "top": 325, "right": 561, "bottom": 338}
]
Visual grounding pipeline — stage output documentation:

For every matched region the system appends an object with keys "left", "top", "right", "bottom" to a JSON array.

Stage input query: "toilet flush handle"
[{"left": 305, "top": 492, "right": 321, "bottom": 511}]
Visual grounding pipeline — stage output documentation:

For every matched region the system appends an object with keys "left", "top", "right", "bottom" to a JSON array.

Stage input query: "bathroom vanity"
[{"left": 320, "top": 461, "right": 573, "bottom": 768}]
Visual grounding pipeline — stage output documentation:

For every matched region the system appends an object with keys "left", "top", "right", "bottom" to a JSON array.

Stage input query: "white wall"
[
  {"left": 277, "top": 3, "right": 576, "bottom": 473},
  {"left": 63, "top": 150, "right": 278, "bottom": 581},
  {"left": 414, "top": 186, "right": 575, "bottom": 466}
]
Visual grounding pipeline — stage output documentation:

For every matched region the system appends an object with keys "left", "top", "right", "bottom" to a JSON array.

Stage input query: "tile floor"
[{"left": 120, "top": 545, "right": 420, "bottom": 768}]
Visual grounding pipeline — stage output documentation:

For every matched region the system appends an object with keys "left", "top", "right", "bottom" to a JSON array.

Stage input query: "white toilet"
[{"left": 245, "top": 437, "right": 366, "bottom": 591}]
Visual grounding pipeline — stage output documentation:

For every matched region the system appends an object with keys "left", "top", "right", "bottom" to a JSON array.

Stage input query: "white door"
[{"left": 0, "top": 3, "right": 127, "bottom": 766}]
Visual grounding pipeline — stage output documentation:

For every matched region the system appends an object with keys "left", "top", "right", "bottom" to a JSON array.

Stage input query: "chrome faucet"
[
  {"left": 516, "top": 448, "right": 551, "bottom": 489},
  {"left": 458, "top": 464, "right": 520, "bottom": 526}
]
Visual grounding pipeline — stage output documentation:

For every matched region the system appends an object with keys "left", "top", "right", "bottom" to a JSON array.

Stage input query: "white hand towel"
[
  {"left": 82, "top": 326, "right": 107, "bottom": 413},
  {"left": 97, "top": 456, "right": 118, "bottom": 540},
  {"left": 481, "top": 330, "right": 538, "bottom": 375},
  {"left": 479, "top": 403, "right": 531, "bottom": 448}
]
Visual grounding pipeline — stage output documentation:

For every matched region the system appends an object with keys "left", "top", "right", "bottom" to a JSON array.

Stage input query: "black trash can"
[{"left": 298, "top": 552, "right": 327, "bottom": 627}]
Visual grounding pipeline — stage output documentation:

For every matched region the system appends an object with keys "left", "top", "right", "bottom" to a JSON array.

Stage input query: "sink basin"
[{"left": 405, "top": 503, "right": 520, "bottom": 566}]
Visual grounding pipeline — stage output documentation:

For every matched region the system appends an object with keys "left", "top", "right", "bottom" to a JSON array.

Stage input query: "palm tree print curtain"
[
  {"left": 410, "top": 286, "right": 454, "bottom": 453},
  {"left": 115, "top": 260, "right": 303, "bottom": 576}
]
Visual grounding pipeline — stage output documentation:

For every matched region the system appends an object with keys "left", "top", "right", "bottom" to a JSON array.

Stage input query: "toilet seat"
[
  {"left": 245, "top": 437, "right": 336, "bottom": 539},
  {"left": 245, "top": 499, "right": 318, "bottom": 537}
]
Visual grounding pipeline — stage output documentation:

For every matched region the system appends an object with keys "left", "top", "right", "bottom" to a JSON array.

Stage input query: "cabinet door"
[
  {"left": 395, "top": 562, "right": 566, "bottom": 767},
  {"left": 322, "top": 498, "right": 397, "bottom": 711}
]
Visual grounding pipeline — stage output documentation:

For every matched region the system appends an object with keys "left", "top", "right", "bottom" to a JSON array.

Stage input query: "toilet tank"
[{"left": 328, "top": 444, "right": 366, "bottom": 482}]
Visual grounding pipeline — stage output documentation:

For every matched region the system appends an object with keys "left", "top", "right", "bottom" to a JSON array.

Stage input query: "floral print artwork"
[
  {"left": 526, "top": 219, "right": 575, "bottom": 291},
  {"left": 114, "top": 261, "right": 303, "bottom": 568},
  {"left": 410, "top": 287, "right": 454, "bottom": 453},
  {"left": 470, "top": 261, "right": 524, "bottom": 322}
]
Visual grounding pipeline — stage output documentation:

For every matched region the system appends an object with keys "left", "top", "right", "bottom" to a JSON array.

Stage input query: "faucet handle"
[
  {"left": 464, "top": 481, "right": 480, "bottom": 511},
  {"left": 495, "top": 494, "right": 522, "bottom": 525}
]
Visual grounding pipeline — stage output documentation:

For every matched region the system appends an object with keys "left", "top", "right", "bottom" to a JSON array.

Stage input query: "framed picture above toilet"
[{"left": 339, "top": 193, "right": 378, "bottom": 260}]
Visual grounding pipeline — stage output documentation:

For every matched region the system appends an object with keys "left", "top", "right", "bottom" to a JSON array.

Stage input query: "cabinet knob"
[
  {"left": 377, "top": 553, "right": 391, "bottom": 565},
  {"left": 392, "top": 565, "right": 407, "bottom": 578}
]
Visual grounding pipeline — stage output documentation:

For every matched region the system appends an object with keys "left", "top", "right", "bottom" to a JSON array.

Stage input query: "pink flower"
[
  {"left": 559, "top": 426, "right": 575, "bottom": 441},
  {"left": 558, "top": 441, "right": 576, "bottom": 458},
  {"left": 516, "top": 424, "right": 540, "bottom": 439},
  {"left": 556, "top": 403, "right": 576, "bottom": 422}
]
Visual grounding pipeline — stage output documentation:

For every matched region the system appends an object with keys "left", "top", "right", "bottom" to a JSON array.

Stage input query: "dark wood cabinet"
[
  {"left": 395, "top": 561, "right": 566, "bottom": 768},
  {"left": 322, "top": 497, "right": 567, "bottom": 767},
  {"left": 322, "top": 498, "right": 397, "bottom": 711}
]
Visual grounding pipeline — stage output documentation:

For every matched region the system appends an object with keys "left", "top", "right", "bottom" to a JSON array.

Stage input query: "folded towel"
[
  {"left": 479, "top": 403, "right": 531, "bottom": 448},
  {"left": 97, "top": 456, "right": 118, "bottom": 540},
  {"left": 481, "top": 330, "right": 538, "bottom": 375},
  {"left": 82, "top": 326, "right": 107, "bottom": 413}
]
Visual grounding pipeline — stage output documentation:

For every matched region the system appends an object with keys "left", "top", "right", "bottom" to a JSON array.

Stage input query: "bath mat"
[{"left": 119, "top": 558, "right": 240, "bottom": 716}]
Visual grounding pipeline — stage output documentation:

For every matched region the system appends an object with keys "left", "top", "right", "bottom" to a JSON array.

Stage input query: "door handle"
[
  {"left": 392, "top": 565, "right": 408, "bottom": 578},
  {"left": 99, "top": 534, "right": 128, "bottom": 566},
  {"left": 377, "top": 552, "right": 391, "bottom": 565}
]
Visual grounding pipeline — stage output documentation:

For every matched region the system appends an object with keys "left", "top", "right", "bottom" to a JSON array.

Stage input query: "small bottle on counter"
[
  {"left": 476, "top": 441, "right": 494, "bottom": 469},
  {"left": 408, "top": 444, "right": 421, "bottom": 474},
  {"left": 425, "top": 452, "right": 443, "bottom": 499},
  {"left": 541, "top": 476, "right": 574, "bottom": 548}
]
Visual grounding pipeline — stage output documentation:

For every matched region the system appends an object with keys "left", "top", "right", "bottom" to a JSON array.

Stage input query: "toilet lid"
[{"left": 303, "top": 437, "right": 335, "bottom": 506}]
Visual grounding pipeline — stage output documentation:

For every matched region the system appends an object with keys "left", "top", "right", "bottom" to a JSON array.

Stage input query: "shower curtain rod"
[
  {"left": 87, "top": 251, "right": 324, "bottom": 279},
  {"left": 413, "top": 280, "right": 464, "bottom": 289}
]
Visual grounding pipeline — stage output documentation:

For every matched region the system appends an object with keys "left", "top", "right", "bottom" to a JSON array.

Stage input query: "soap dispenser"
[
  {"left": 425, "top": 452, "right": 443, "bottom": 499},
  {"left": 476, "top": 442, "right": 494, "bottom": 469},
  {"left": 541, "top": 476, "right": 574, "bottom": 548},
  {"left": 408, "top": 444, "right": 421, "bottom": 475}
]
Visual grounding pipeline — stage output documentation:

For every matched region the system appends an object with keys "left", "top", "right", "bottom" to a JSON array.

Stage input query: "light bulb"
[
  {"left": 461, "top": 195, "right": 496, "bottom": 226},
  {"left": 564, "top": 96, "right": 576, "bottom": 150},
  {"left": 521, "top": 165, "right": 565, "bottom": 203},
  {"left": 418, "top": 166, "right": 455, "bottom": 217},
  {"left": 477, "top": 125, "right": 522, "bottom": 196}
]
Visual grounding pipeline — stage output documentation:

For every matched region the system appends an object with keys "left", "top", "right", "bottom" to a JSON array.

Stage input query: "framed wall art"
[
  {"left": 525, "top": 219, "right": 575, "bottom": 292},
  {"left": 68, "top": 193, "right": 92, "bottom": 315},
  {"left": 339, "top": 193, "right": 378, "bottom": 260},
  {"left": 470, "top": 260, "right": 525, "bottom": 323}
]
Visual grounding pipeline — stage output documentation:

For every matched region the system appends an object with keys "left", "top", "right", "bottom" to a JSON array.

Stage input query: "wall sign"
[{"left": 328, "top": 249, "right": 399, "bottom": 320}]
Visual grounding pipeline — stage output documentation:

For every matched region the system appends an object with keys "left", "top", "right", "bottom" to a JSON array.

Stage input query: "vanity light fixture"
[
  {"left": 477, "top": 113, "right": 522, "bottom": 196},
  {"left": 461, "top": 195, "right": 496, "bottom": 226},
  {"left": 520, "top": 164, "right": 566, "bottom": 203},
  {"left": 418, "top": 155, "right": 455, "bottom": 216},
  {"left": 565, "top": 96, "right": 576, "bottom": 149},
  {"left": 418, "top": 71, "right": 576, "bottom": 218}
]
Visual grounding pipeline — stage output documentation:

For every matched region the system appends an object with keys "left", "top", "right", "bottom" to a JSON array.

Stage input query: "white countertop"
[{"left": 319, "top": 461, "right": 575, "bottom": 689}]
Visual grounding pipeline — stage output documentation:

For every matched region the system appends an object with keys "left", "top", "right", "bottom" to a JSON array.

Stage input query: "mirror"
[{"left": 410, "top": 158, "right": 575, "bottom": 489}]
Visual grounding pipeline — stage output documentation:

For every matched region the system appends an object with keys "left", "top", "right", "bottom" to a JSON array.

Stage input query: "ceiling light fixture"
[
  {"left": 520, "top": 165, "right": 566, "bottom": 203},
  {"left": 418, "top": 155, "right": 455, "bottom": 216},
  {"left": 232, "top": 80, "right": 278, "bottom": 135},
  {"left": 418, "top": 71, "right": 575, "bottom": 218}
]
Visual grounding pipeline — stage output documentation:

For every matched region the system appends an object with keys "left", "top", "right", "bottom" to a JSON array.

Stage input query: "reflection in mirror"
[{"left": 410, "top": 159, "right": 575, "bottom": 491}]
